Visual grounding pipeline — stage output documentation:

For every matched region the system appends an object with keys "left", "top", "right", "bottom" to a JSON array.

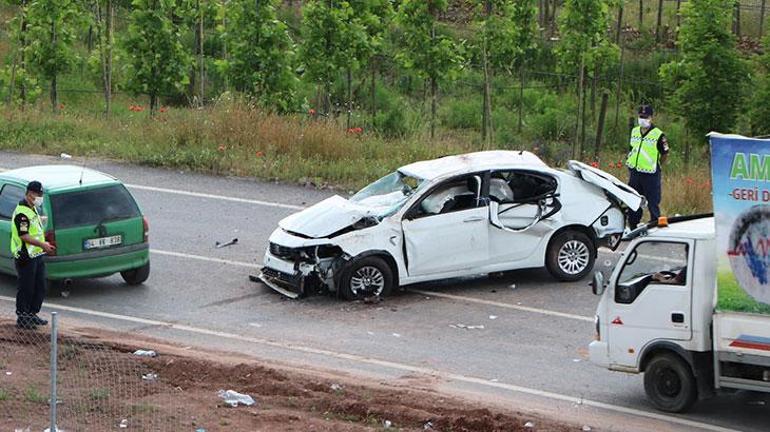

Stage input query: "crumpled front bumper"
[{"left": 256, "top": 267, "right": 305, "bottom": 299}]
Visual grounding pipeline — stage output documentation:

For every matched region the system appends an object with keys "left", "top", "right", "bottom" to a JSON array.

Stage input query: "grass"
[
  {"left": 0, "top": 387, "right": 9, "bottom": 401},
  {"left": 24, "top": 385, "right": 46, "bottom": 404},
  {"left": 89, "top": 388, "right": 110, "bottom": 401},
  {"left": 717, "top": 271, "right": 770, "bottom": 315},
  {"left": 0, "top": 101, "right": 713, "bottom": 215}
]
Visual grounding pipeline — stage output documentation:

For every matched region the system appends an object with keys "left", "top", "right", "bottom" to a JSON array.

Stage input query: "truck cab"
[{"left": 590, "top": 215, "right": 770, "bottom": 412}]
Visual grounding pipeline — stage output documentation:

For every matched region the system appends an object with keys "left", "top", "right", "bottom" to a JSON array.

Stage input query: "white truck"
[{"left": 589, "top": 133, "right": 770, "bottom": 413}]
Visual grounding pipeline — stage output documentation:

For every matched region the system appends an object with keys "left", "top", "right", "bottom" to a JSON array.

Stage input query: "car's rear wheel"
[
  {"left": 340, "top": 256, "right": 393, "bottom": 301},
  {"left": 546, "top": 230, "right": 595, "bottom": 281},
  {"left": 121, "top": 262, "right": 150, "bottom": 285}
]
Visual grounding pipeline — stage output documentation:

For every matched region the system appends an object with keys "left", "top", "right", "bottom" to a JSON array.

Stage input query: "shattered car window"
[{"left": 350, "top": 171, "right": 425, "bottom": 217}]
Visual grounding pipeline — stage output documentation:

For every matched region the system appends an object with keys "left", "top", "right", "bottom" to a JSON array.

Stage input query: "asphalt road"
[{"left": 0, "top": 152, "right": 767, "bottom": 432}]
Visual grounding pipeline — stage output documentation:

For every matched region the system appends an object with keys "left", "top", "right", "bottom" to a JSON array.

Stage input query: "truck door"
[{"left": 607, "top": 240, "right": 693, "bottom": 368}]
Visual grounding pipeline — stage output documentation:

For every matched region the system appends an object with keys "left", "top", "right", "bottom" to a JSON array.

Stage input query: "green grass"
[
  {"left": 0, "top": 387, "right": 10, "bottom": 401},
  {"left": 24, "top": 385, "right": 46, "bottom": 404},
  {"left": 89, "top": 388, "right": 110, "bottom": 401},
  {"left": 717, "top": 271, "right": 770, "bottom": 315}
]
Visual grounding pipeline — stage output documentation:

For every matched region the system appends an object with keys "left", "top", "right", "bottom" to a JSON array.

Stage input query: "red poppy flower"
[
  {"left": 309, "top": 108, "right": 317, "bottom": 116},
  {"left": 590, "top": 161, "right": 599, "bottom": 168},
  {"left": 616, "top": 161, "right": 623, "bottom": 168},
  {"left": 217, "top": 145, "right": 225, "bottom": 152},
  {"left": 255, "top": 151, "right": 264, "bottom": 158},
  {"left": 159, "top": 106, "right": 168, "bottom": 113}
]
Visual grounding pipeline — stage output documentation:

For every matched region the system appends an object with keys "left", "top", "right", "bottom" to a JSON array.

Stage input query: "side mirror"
[{"left": 591, "top": 271, "right": 606, "bottom": 296}]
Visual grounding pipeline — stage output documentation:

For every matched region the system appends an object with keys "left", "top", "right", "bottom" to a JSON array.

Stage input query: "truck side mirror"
[{"left": 591, "top": 271, "right": 606, "bottom": 296}]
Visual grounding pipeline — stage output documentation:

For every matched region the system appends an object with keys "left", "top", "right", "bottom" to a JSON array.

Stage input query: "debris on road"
[
  {"left": 449, "top": 324, "right": 485, "bottom": 330},
  {"left": 524, "top": 421, "right": 535, "bottom": 428},
  {"left": 510, "top": 284, "right": 517, "bottom": 290},
  {"left": 392, "top": 333, "right": 401, "bottom": 338},
  {"left": 423, "top": 421, "right": 434, "bottom": 430},
  {"left": 383, "top": 419, "right": 392, "bottom": 429},
  {"left": 133, "top": 350, "right": 157, "bottom": 357},
  {"left": 60, "top": 290, "right": 70, "bottom": 298},
  {"left": 5, "top": 371, "right": 11, "bottom": 376},
  {"left": 215, "top": 238, "right": 238, "bottom": 248},
  {"left": 582, "top": 426, "right": 592, "bottom": 431},
  {"left": 141, "top": 373, "right": 158, "bottom": 381},
  {"left": 330, "top": 383, "right": 343, "bottom": 392},
  {"left": 363, "top": 295, "right": 382, "bottom": 304},
  {"left": 119, "top": 419, "right": 128, "bottom": 428},
  {"left": 489, "top": 315, "right": 498, "bottom": 320},
  {"left": 60, "top": 153, "right": 72, "bottom": 159},
  {"left": 217, "top": 389, "right": 255, "bottom": 407}
]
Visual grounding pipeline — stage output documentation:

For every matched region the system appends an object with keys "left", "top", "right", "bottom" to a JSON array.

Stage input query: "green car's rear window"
[{"left": 51, "top": 185, "right": 141, "bottom": 229}]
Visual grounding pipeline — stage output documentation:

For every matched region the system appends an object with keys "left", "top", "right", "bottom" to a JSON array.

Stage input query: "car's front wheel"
[
  {"left": 121, "top": 262, "right": 150, "bottom": 285},
  {"left": 546, "top": 230, "right": 595, "bottom": 281},
  {"left": 340, "top": 256, "right": 394, "bottom": 301}
]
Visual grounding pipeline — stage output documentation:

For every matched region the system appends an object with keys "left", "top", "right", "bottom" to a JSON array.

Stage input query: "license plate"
[{"left": 84, "top": 235, "right": 122, "bottom": 250}]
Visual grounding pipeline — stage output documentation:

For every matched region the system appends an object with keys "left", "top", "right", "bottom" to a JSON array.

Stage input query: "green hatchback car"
[{"left": 0, "top": 165, "right": 150, "bottom": 285}]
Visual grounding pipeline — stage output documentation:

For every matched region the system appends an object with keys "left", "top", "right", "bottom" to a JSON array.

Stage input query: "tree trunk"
[
  {"left": 615, "top": 43, "right": 625, "bottom": 130},
  {"left": 481, "top": 37, "right": 493, "bottom": 147},
  {"left": 431, "top": 76, "right": 437, "bottom": 140},
  {"left": 544, "top": 0, "right": 550, "bottom": 38},
  {"left": 574, "top": 56, "right": 585, "bottom": 159},
  {"left": 346, "top": 67, "right": 352, "bottom": 130},
  {"left": 19, "top": 0, "right": 28, "bottom": 108},
  {"left": 675, "top": 0, "right": 682, "bottom": 40},
  {"left": 7, "top": 53, "right": 17, "bottom": 105},
  {"left": 655, "top": 0, "right": 664, "bottom": 42},
  {"left": 106, "top": 0, "right": 113, "bottom": 116},
  {"left": 761, "top": 0, "right": 767, "bottom": 39},
  {"left": 638, "top": 0, "right": 644, "bottom": 30},
  {"left": 518, "top": 66, "right": 525, "bottom": 133},
  {"left": 150, "top": 93, "right": 159, "bottom": 116},
  {"left": 734, "top": 1, "right": 741, "bottom": 38},
  {"left": 51, "top": 18, "right": 58, "bottom": 114},
  {"left": 590, "top": 65, "right": 597, "bottom": 121},
  {"left": 616, "top": 4, "right": 624, "bottom": 44},
  {"left": 198, "top": 0, "right": 205, "bottom": 106},
  {"left": 580, "top": 77, "right": 587, "bottom": 160},
  {"left": 370, "top": 60, "right": 377, "bottom": 129},
  {"left": 595, "top": 92, "right": 609, "bottom": 158}
]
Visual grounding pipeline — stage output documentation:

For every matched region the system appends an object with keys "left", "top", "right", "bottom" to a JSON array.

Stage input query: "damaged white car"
[{"left": 257, "top": 151, "right": 643, "bottom": 300}]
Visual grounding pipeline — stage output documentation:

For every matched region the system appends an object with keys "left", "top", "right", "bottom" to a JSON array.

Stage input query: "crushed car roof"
[{"left": 399, "top": 151, "right": 548, "bottom": 180}]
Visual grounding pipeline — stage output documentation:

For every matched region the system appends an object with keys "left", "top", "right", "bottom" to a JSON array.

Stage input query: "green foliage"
[
  {"left": 26, "top": 0, "right": 84, "bottom": 83},
  {"left": 217, "top": 0, "right": 298, "bottom": 112},
  {"left": 749, "top": 35, "right": 770, "bottom": 135},
  {"left": 476, "top": 0, "right": 538, "bottom": 73},
  {"left": 556, "top": 0, "right": 618, "bottom": 75},
  {"left": 122, "top": 0, "right": 191, "bottom": 113},
  {"left": 659, "top": 0, "right": 747, "bottom": 140},
  {"left": 395, "top": 0, "right": 464, "bottom": 83}
]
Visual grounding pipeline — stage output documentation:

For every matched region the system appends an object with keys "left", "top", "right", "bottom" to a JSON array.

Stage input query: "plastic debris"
[
  {"left": 489, "top": 378, "right": 499, "bottom": 383},
  {"left": 5, "top": 371, "right": 11, "bottom": 376},
  {"left": 423, "top": 421, "right": 434, "bottom": 430},
  {"left": 43, "top": 428, "right": 64, "bottom": 432},
  {"left": 366, "top": 331, "right": 375, "bottom": 336},
  {"left": 573, "top": 358, "right": 582, "bottom": 363},
  {"left": 60, "top": 153, "right": 72, "bottom": 159},
  {"left": 392, "top": 333, "right": 401, "bottom": 338},
  {"left": 489, "top": 315, "right": 498, "bottom": 320},
  {"left": 141, "top": 373, "right": 158, "bottom": 381},
  {"left": 451, "top": 324, "right": 485, "bottom": 330},
  {"left": 119, "top": 419, "right": 128, "bottom": 429},
  {"left": 383, "top": 420, "right": 392, "bottom": 429},
  {"left": 747, "top": 400, "right": 766, "bottom": 406},
  {"left": 510, "top": 284, "right": 517, "bottom": 289},
  {"left": 582, "top": 426, "right": 592, "bottom": 432},
  {"left": 524, "top": 421, "right": 535, "bottom": 428},
  {"left": 218, "top": 389, "right": 255, "bottom": 407},
  {"left": 195, "top": 429, "right": 207, "bottom": 432},
  {"left": 14, "top": 428, "right": 30, "bottom": 432},
  {"left": 133, "top": 350, "right": 157, "bottom": 357},
  {"left": 330, "top": 384, "right": 343, "bottom": 392},
  {"left": 248, "top": 323, "right": 262, "bottom": 328},
  {"left": 215, "top": 238, "right": 238, "bottom": 249}
]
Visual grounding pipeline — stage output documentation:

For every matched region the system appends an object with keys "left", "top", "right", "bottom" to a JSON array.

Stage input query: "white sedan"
[{"left": 258, "top": 151, "right": 643, "bottom": 299}]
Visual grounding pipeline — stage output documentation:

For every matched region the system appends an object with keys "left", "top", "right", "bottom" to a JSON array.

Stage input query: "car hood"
[
  {"left": 567, "top": 161, "right": 644, "bottom": 211},
  {"left": 278, "top": 195, "right": 379, "bottom": 239}
]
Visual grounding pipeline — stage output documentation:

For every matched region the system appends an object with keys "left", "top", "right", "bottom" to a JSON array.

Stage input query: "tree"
[
  {"left": 90, "top": 0, "right": 115, "bottom": 115},
  {"left": 123, "top": 0, "right": 191, "bottom": 116},
  {"left": 749, "top": 33, "right": 770, "bottom": 135},
  {"left": 475, "top": 0, "right": 538, "bottom": 146},
  {"left": 218, "top": 0, "right": 298, "bottom": 112},
  {"left": 26, "top": 0, "right": 84, "bottom": 113},
  {"left": 660, "top": 0, "right": 746, "bottom": 140},
  {"left": 556, "top": 0, "right": 618, "bottom": 157},
  {"left": 397, "top": 0, "right": 464, "bottom": 139},
  {"left": 1, "top": 0, "right": 40, "bottom": 107}
]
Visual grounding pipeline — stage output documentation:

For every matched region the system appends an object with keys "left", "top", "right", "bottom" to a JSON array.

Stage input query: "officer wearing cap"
[
  {"left": 626, "top": 104, "right": 669, "bottom": 229},
  {"left": 10, "top": 181, "right": 55, "bottom": 329}
]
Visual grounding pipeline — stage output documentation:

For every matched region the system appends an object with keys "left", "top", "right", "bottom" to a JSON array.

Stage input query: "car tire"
[
  {"left": 546, "top": 230, "right": 595, "bottom": 281},
  {"left": 340, "top": 256, "right": 394, "bottom": 301},
  {"left": 121, "top": 262, "right": 150, "bottom": 286},
  {"left": 644, "top": 353, "right": 698, "bottom": 413}
]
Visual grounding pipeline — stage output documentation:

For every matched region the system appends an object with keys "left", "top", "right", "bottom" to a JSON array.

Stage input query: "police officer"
[
  {"left": 626, "top": 104, "right": 669, "bottom": 229},
  {"left": 11, "top": 181, "right": 55, "bottom": 329}
]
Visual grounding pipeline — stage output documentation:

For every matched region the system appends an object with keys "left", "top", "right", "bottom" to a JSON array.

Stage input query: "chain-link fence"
[{"left": 0, "top": 310, "right": 187, "bottom": 431}]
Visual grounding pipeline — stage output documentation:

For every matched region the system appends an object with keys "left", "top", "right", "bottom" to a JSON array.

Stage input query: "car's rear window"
[{"left": 52, "top": 185, "right": 141, "bottom": 229}]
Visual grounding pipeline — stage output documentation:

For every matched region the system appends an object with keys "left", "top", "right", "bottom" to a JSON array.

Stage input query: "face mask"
[
  {"left": 33, "top": 196, "right": 44, "bottom": 207},
  {"left": 638, "top": 118, "right": 651, "bottom": 129}
]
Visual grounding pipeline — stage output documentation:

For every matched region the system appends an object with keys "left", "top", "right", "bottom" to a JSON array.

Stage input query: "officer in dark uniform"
[
  {"left": 11, "top": 181, "right": 55, "bottom": 329},
  {"left": 626, "top": 105, "right": 670, "bottom": 229}
]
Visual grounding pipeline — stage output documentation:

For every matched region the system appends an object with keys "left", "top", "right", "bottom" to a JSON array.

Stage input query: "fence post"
[
  {"left": 49, "top": 312, "right": 58, "bottom": 432},
  {"left": 655, "top": 0, "right": 664, "bottom": 42},
  {"left": 760, "top": 0, "right": 766, "bottom": 39}
]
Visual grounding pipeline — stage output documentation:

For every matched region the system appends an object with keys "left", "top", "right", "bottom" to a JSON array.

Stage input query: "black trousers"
[
  {"left": 628, "top": 169, "right": 662, "bottom": 229},
  {"left": 15, "top": 256, "right": 46, "bottom": 318}
]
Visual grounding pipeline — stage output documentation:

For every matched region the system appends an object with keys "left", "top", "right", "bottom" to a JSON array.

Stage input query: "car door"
[
  {"left": 487, "top": 170, "right": 560, "bottom": 265},
  {"left": 0, "top": 182, "right": 25, "bottom": 275},
  {"left": 607, "top": 240, "right": 693, "bottom": 368},
  {"left": 401, "top": 175, "right": 489, "bottom": 277}
]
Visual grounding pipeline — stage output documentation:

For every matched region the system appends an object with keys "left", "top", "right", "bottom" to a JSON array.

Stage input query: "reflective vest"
[
  {"left": 10, "top": 204, "right": 45, "bottom": 259},
  {"left": 626, "top": 126, "right": 663, "bottom": 174}
]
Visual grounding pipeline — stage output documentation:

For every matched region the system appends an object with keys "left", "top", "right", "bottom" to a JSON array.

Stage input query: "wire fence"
[{"left": 0, "top": 310, "right": 188, "bottom": 431}]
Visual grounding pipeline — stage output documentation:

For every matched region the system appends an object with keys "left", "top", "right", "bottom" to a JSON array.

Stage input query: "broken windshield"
[{"left": 350, "top": 171, "right": 425, "bottom": 217}]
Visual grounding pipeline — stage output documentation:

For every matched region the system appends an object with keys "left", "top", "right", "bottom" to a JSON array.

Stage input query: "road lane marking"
[
  {"left": 411, "top": 289, "right": 593, "bottom": 322},
  {"left": 149, "top": 248, "right": 594, "bottom": 322},
  {"left": 0, "top": 295, "right": 739, "bottom": 432},
  {"left": 0, "top": 166, "right": 305, "bottom": 211}
]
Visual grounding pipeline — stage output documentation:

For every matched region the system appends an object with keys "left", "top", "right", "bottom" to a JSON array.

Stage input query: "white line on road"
[
  {"left": 411, "top": 289, "right": 593, "bottom": 322},
  {"left": 0, "top": 295, "right": 738, "bottom": 432},
  {"left": 0, "top": 167, "right": 305, "bottom": 211},
  {"left": 151, "top": 249, "right": 260, "bottom": 269}
]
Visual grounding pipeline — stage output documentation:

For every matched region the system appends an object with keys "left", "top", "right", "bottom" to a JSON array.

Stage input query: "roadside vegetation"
[{"left": 0, "top": 0, "right": 756, "bottom": 216}]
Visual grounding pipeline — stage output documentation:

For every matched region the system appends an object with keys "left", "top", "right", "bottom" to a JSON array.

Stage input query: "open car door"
[{"left": 567, "top": 161, "right": 644, "bottom": 211}]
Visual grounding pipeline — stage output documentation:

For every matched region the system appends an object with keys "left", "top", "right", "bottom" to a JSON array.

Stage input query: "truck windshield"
[
  {"left": 619, "top": 241, "right": 689, "bottom": 285},
  {"left": 350, "top": 171, "right": 425, "bottom": 217},
  {"left": 51, "top": 185, "right": 141, "bottom": 229}
]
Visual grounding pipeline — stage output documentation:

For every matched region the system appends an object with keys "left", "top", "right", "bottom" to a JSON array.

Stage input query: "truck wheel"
[
  {"left": 340, "top": 256, "right": 393, "bottom": 301},
  {"left": 644, "top": 353, "right": 698, "bottom": 413},
  {"left": 121, "top": 262, "right": 150, "bottom": 286},
  {"left": 546, "top": 230, "right": 595, "bottom": 281}
]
